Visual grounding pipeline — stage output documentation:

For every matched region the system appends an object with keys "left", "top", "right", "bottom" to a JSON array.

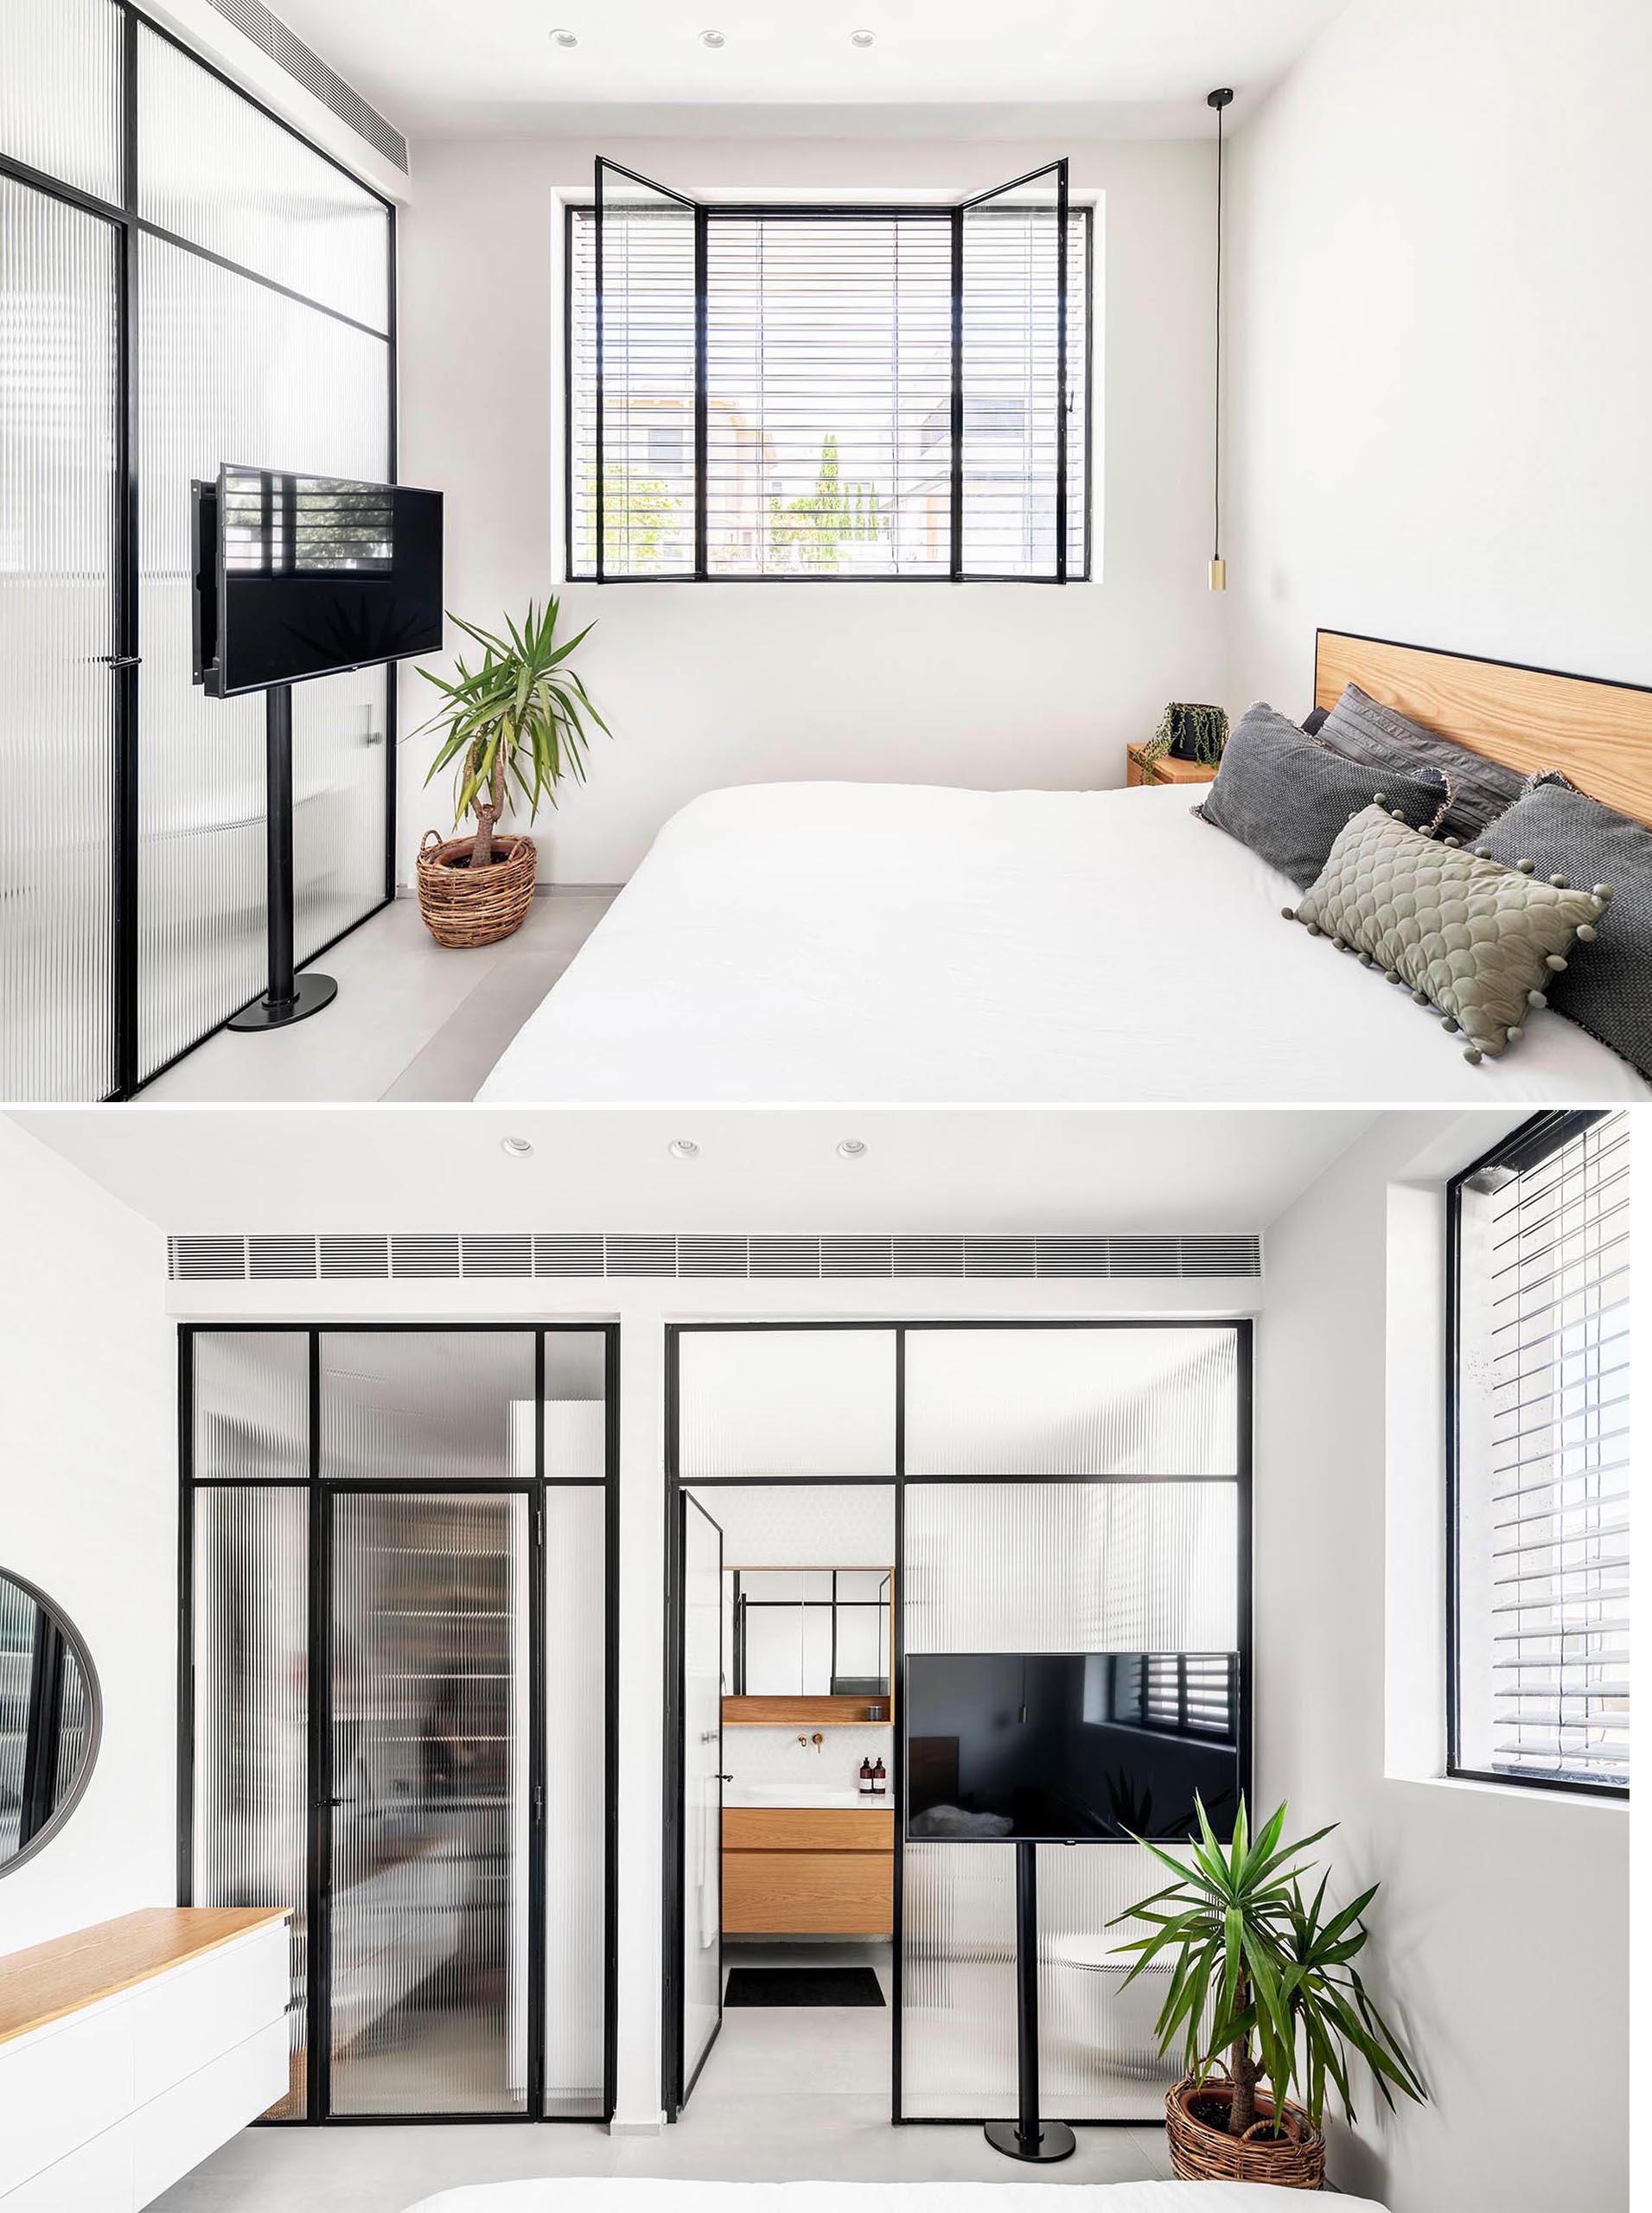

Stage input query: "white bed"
[
  {"left": 478, "top": 781, "right": 1650, "bottom": 1104},
  {"left": 405, "top": 2186, "right": 1387, "bottom": 2213}
]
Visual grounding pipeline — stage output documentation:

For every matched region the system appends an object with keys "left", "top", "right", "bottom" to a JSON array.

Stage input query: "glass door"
[
  {"left": 679, "top": 1492, "right": 724, "bottom": 2103},
  {"left": 325, "top": 1487, "right": 533, "bottom": 2117}
]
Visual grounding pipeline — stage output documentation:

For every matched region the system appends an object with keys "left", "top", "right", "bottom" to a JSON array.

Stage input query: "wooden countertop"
[{"left": 0, "top": 1907, "right": 290, "bottom": 2047}]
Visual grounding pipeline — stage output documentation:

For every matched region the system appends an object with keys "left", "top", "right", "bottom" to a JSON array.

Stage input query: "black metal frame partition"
[
  {"left": 573, "top": 157, "right": 1088, "bottom": 584},
  {"left": 660, "top": 1318, "right": 1253, "bottom": 2127},
  {"left": 177, "top": 1323, "right": 620, "bottom": 2127},
  {"left": 0, "top": 1, "right": 399, "bottom": 1100}
]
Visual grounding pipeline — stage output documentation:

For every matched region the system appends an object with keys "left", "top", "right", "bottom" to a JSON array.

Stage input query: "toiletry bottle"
[
  {"left": 872, "top": 1757, "right": 887, "bottom": 1796},
  {"left": 858, "top": 1757, "right": 874, "bottom": 1797}
]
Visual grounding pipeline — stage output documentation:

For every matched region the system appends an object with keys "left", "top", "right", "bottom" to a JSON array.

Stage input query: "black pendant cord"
[{"left": 1209, "top": 88, "right": 1234, "bottom": 569}]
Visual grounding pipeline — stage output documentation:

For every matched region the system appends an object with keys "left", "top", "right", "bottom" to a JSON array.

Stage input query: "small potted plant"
[
  {"left": 413, "top": 599, "right": 609, "bottom": 948},
  {"left": 1156, "top": 700, "right": 1230, "bottom": 766},
  {"left": 1113, "top": 1796, "right": 1425, "bottom": 2191}
]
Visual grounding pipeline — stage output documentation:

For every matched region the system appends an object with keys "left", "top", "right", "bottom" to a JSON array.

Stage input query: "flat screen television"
[
  {"left": 903, "top": 1650, "right": 1241, "bottom": 1844},
  {"left": 192, "top": 465, "right": 443, "bottom": 697}
]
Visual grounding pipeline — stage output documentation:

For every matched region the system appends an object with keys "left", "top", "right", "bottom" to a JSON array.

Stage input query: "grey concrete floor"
[
  {"left": 137, "top": 889, "right": 615, "bottom": 1103},
  {"left": 152, "top": 1942, "right": 1172, "bottom": 2211}
]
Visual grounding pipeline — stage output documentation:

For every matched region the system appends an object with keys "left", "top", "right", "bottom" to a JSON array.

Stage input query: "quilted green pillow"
[{"left": 1285, "top": 805, "right": 1611, "bottom": 1065}]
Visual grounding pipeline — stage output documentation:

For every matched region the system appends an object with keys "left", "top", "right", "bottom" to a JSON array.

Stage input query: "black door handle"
[{"left": 97, "top": 654, "right": 142, "bottom": 668}]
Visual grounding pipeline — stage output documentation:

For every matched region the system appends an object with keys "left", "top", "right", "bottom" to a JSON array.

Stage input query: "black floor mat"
[{"left": 724, "top": 1965, "right": 886, "bottom": 2009}]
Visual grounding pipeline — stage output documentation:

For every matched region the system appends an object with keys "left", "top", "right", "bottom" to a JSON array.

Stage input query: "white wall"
[
  {"left": 1257, "top": 1112, "right": 1629, "bottom": 2213},
  {"left": 1224, "top": 0, "right": 1652, "bottom": 711},
  {"left": 396, "top": 133, "right": 1224, "bottom": 885},
  {"left": 0, "top": 1123, "right": 176, "bottom": 1952}
]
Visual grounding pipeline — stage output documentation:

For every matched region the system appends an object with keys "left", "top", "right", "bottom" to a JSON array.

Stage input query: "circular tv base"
[
  {"left": 227, "top": 973, "right": 338, "bottom": 1031},
  {"left": 984, "top": 2120, "right": 1077, "bottom": 2164}
]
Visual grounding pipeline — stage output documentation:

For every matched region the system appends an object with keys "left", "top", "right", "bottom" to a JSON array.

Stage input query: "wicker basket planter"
[
  {"left": 416, "top": 829, "right": 536, "bottom": 948},
  {"left": 1165, "top": 2075, "right": 1326, "bottom": 2191}
]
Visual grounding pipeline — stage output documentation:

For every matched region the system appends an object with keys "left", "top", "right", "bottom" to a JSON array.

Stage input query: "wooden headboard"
[{"left": 1314, "top": 629, "right": 1652, "bottom": 831}]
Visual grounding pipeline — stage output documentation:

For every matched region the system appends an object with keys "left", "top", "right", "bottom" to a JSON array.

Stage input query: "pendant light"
[{"left": 1208, "top": 86, "right": 1234, "bottom": 591}]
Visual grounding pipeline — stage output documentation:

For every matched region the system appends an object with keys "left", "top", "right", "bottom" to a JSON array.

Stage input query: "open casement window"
[
  {"left": 594, "top": 160, "right": 698, "bottom": 580},
  {"left": 580, "top": 157, "right": 1081, "bottom": 582},
  {"left": 957, "top": 161, "right": 1070, "bottom": 579},
  {"left": 1449, "top": 1109, "right": 1631, "bottom": 1796}
]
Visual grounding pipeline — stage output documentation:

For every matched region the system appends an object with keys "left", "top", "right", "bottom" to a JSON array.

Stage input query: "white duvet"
[
  {"left": 478, "top": 781, "right": 1649, "bottom": 1104},
  {"left": 404, "top": 2185, "right": 1387, "bottom": 2213}
]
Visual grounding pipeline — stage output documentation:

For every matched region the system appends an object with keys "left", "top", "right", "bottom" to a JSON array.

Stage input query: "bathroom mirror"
[
  {"left": 728, "top": 1568, "right": 892, "bottom": 1698},
  {"left": 0, "top": 1568, "right": 101, "bottom": 1876}
]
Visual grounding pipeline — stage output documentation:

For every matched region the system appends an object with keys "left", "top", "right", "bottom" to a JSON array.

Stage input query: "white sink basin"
[{"left": 724, "top": 1783, "right": 871, "bottom": 1809}]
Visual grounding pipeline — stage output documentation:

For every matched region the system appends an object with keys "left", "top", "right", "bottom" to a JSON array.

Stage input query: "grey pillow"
[
  {"left": 1287, "top": 806, "right": 1611, "bottom": 1065},
  {"left": 1477, "top": 781, "right": 1652, "bottom": 1076},
  {"left": 1316, "top": 682, "right": 1525, "bottom": 844},
  {"left": 1198, "top": 700, "right": 1453, "bottom": 890}
]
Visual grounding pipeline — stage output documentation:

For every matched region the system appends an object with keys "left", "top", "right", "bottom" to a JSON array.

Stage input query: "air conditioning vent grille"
[
  {"left": 169, "top": 1232, "right": 1261, "bottom": 1284},
  {"left": 202, "top": 0, "right": 410, "bottom": 172}
]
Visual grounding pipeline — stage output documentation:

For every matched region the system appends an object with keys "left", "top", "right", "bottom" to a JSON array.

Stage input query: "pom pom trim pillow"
[{"left": 1285, "top": 806, "right": 1611, "bottom": 1065}]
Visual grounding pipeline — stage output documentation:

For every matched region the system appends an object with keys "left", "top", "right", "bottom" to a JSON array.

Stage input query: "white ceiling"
[
  {"left": 13, "top": 1107, "right": 1378, "bottom": 1236},
  {"left": 265, "top": 0, "right": 1353, "bottom": 142}
]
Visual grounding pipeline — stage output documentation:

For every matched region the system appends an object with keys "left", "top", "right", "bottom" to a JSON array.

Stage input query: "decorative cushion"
[
  {"left": 1198, "top": 700, "right": 1453, "bottom": 890},
  {"left": 1286, "top": 806, "right": 1611, "bottom": 1065},
  {"left": 1316, "top": 681, "right": 1525, "bottom": 844},
  {"left": 1300, "top": 705, "right": 1330, "bottom": 738},
  {"left": 1478, "top": 781, "right": 1651, "bottom": 1075}
]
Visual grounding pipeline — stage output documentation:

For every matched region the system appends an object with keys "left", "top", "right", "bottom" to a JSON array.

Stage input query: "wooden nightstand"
[{"left": 1126, "top": 743, "right": 1220, "bottom": 788}]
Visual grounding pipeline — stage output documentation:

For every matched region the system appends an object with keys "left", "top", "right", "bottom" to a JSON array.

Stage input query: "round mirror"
[{"left": 0, "top": 1568, "right": 101, "bottom": 1876}]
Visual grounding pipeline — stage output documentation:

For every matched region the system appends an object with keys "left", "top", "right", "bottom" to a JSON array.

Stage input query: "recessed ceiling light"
[
  {"left": 668, "top": 1138, "right": 701, "bottom": 1160},
  {"left": 548, "top": 28, "right": 578, "bottom": 48},
  {"left": 837, "top": 1138, "right": 869, "bottom": 1160},
  {"left": 500, "top": 1135, "right": 534, "bottom": 1159},
  {"left": 699, "top": 29, "right": 727, "bottom": 48},
  {"left": 850, "top": 29, "right": 877, "bottom": 48}
]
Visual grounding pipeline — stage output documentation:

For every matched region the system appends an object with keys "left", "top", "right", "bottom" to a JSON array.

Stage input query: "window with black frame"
[
  {"left": 1448, "top": 1110, "right": 1631, "bottom": 1795},
  {"left": 565, "top": 160, "right": 1091, "bottom": 583}
]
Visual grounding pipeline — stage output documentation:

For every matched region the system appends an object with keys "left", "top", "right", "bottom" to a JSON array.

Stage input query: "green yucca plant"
[
  {"left": 417, "top": 600, "right": 609, "bottom": 871},
  {"left": 1111, "top": 1795, "right": 1426, "bottom": 2139}
]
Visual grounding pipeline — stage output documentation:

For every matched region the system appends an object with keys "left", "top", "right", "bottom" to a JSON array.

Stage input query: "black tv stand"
[
  {"left": 228, "top": 683, "right": 338, "bottom": 1031},
  {"left": 983, "top": 1840, "right": 1076, "bottom": 2164}
]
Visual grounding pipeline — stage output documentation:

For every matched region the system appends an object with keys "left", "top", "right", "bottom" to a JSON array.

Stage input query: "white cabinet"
[{"left": 0, "top": 1910, "right": 290, "bottom": 2211}]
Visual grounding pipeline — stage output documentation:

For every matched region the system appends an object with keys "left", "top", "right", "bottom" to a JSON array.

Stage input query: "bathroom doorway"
[{"left": 664, "top": 1449, "right": 897, "bottom": 2122}]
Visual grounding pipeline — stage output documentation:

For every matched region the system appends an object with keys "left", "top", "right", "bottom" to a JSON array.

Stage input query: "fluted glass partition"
[
  {"left": 136, "top": 236, "right": 390, "bottom": 1079},
  {"left": 137, "top": 25, "right": 389, "bottom": 330},
  {"left": 321, "top": 1332, "right": 537, "bottom": 1483},
  {"left": 0, "top": 177, "right": 119, "bottom": 1100},
  {"left": 904, "top": 1327, "right": 1239, "bottom": 1476},
  {"left": 186, "top": 1328, "right": 611, "bottom": 2125},
  {"left": 0, "top": 4, "right": 395, "bottom": 1096},
  {"left": 545, "top": 1484, "right": 607, "bottom": 2113},
  {"left": 0, "top": 0, "right": 122, "bottom": 202},
  {"left": 193, "top": 1330, "right": 309, "bottom": 1483},
  {"left": 678, "top": 1329, "right": 897, "bottom": 1476},
  {"left": 898, "top": 1324, "right": 1245, "bottom": 2125},
  {"left": 192, "top": 1483, "right": 311, "bottom": 2118}
]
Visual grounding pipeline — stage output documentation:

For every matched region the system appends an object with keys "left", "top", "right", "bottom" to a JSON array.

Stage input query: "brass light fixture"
[{"left": 1208, "top": 86, "right": 1234, "bottom": 591}]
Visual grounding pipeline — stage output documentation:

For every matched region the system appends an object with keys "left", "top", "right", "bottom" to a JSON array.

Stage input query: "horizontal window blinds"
[
  {"left": 706, "top": 212, "right": 951, "bottom": 578},
  {"left": 592, "top": 165, "right": 695, "bottom": 579},
  {"left": 567, "top": 190, "right": 1089, "bottom": 582},
  {"left": 1452, "top": 1110, "right": 1631, "bottom": 1793}
]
